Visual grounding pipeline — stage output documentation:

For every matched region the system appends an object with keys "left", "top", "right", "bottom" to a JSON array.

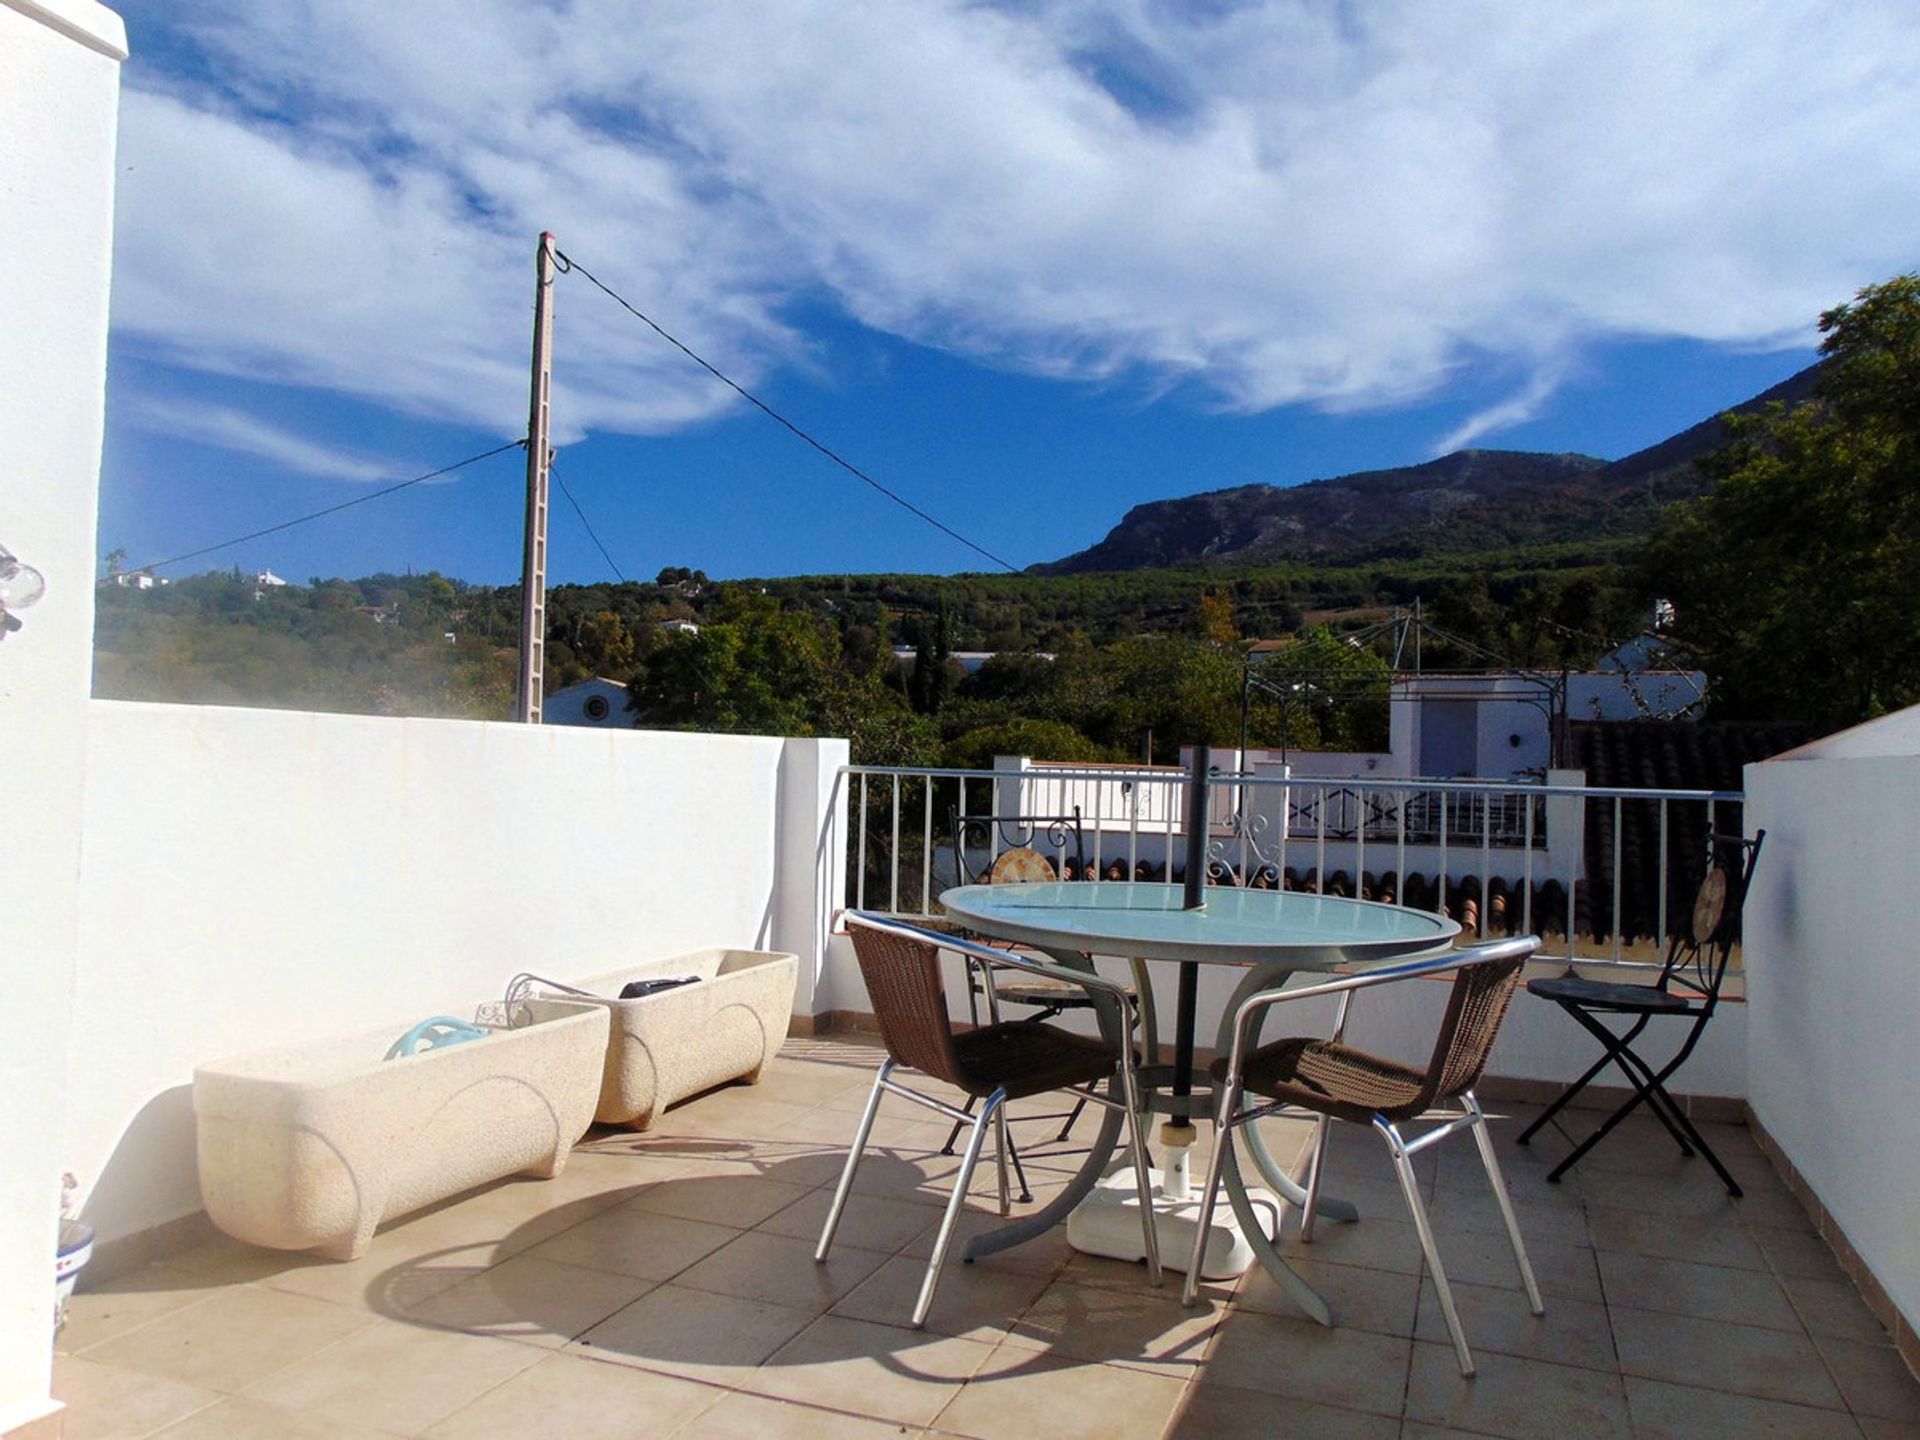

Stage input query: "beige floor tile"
[
  {"left": 1585, "top": 1204, "right": 1767, "bottom": 1271},
  {"left": 1413, "top": 1278, "right": 1613, "bottom": 1372},
  {"left": 59, "top": 1268, "right": 228, "bottom": 1355},
  {"left": 571, "top": 1283, "right": 817, "bottom": 1383},
  {"left": 1610, "top": 1304, "right": 1844, "bottom": 1411},
  {"left": 623, "top": 1170, "right": 814, "bottom": 1230},
  {"left": 832, "top": 1252, "right": 1051, "bottom": 1341},
  {"left": 758, "top": 1188, "right": 937, "bottom": 1255},
  {"left": 1595, "top": 1249, "right": 1801, "bottom": 1332},
  {"left": 149, "top": 1396, "right": 392, "bottom": 1439},
  {"left": 1404, "top": 1340, "right": 1631, "bottom": 1439},
  {"left": 668, "top": 1389, "right": 920, "bottom": 1439},
  {"left": 673, "top": 1229, "right": 887, "bottom": 1313},
  {"left": 243, "top": 1318, "right": 543, "bottom": 1436},
  {"left": 1274, "top": 1214, "right": 1429, "bottom": 1277},
  {"left": 1203, "top": 1308, "right": 1412, "bottom": 1416},
  {"left": 1004, "top": 1277, "right": 1223, "bottom": 1373},
  {"left": 257, "top": 1237, "right": 500, "bottom": 1315},
  {"left": 1428, "top": 1227, "right": 1603, "bottom": 1305},
  {"left": 1237, "top": 1255, "right": 1422, "bottom": 1336},
  {"left": 520, "top": 1206, "right": 739, "bottom": 1281},
  {"left": 934, "top": 1343, "right": 1188, "bottom": 1440},
  {"left": 1421, "top": 1187, "right": 1591, "bottom": 1249},
  {"left": 740, "top": 1313, "right": 998, "bottom": 1426},
  {"left": 418, "top": 1350, "right": 723, "bottom": 1439},
  {"left": 1754, "top": 1225, "right": 1855, "bottom": 1284},
  {"left": 82, "top": 1285, "right": 375, "bottom": 1393},
  {"left": 52, "top": 1355, "right": 219, "bottom": 1440},
  {"left": 399, "top": 1253, "right": 657, "bottom": 1347},
  {"left": 1812, "top": 1335, "right": 1920, "bottom": 1421},
  {"left": 1785, "top": 1274, "right": 1897, "bottom": 1344},
  {"left": 1623, "top": 1377, "right": 1864, "bottom": 1440},
  {"left": 1859, "top": 1418, "right": 1920, "bottom": 1439},
  {"left": 1168, "top": 1379, "right": 1399, "bottom": 1439},
  {"left": 656, "top": 1096, "right": 822, "bottom": 1140}
]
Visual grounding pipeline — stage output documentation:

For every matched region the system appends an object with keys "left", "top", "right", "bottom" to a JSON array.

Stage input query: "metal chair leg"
[
  {"left": 1118, "top": 1066, "right": 1163, "bottom": 1288},
  {"left": 1379, "top": 1117, "right": 1475, "bottom": 1377},
  {"left": 1056, "top": 1094, "right": 1088, "bottom": 1144},
  {"left": 1464, "top": 1094, "right": 1543, "bottom": 1314},
  {"left": 1299, "top": 1113, "right": 1331, "bottom": 1243},
  {"left": 915, "top": 1089, "right": 1003, "bottom": 1328},
  {"left": 993, "top": 1105, "right": 1013, "bottom": 1217},
  {"left": 1182, "top": 1085, "right": 1240, "bottom": 1307},
  {"left": 816, "top": 1061, "right": 891, "bottom": 1261}
]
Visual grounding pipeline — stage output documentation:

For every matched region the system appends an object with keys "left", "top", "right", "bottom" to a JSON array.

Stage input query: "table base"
[{"left": 1064, "top": 1162, "right": 1283, "bottom": 1279}]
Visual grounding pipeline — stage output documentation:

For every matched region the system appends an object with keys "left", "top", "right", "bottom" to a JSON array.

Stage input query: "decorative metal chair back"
[
  {"left": 950, "top": 805, "right": 1085, "bottom": 887},
  {"left": 847, "top": 922, "right": 965, "bottom": 1087},
  {"left": 1423, "top": 947, "right": 1533, "bottom": 1104},
  {"left": 1660, "top": 831, "right": 1764, "bottom": 1004}
]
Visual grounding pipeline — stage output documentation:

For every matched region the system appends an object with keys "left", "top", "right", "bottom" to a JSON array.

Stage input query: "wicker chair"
[
  {"left": 1517, "top": 831, "right": 1763, "bottom": 1194},
  {"left": 819, "top": 914, "right": 1162, "bottom": 1327},
  {"left": 1182, "top": 937, "right": 1543, "bottom": 1378}
]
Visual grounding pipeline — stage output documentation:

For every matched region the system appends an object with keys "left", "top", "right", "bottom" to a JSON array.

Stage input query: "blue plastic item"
[{"left": 384, "top": 1015, "right": 491, "bottom": 1061}]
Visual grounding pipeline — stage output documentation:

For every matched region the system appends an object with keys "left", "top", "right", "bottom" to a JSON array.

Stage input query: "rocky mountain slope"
[{"left": 1035, "top": 363, "right": 1820, "bottom": 574}]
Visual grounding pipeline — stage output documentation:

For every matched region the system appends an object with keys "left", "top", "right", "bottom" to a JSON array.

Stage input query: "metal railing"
[{"left": 842, "top": 763, "right": 1745, "bottom": 972}]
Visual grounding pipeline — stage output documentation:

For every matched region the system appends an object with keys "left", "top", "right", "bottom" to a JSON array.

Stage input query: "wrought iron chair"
[
  {"left": 941, "top": 805, "right": 1098, "bottom": 1175},
  {"left": 1517, "top": 830, "right": 1764, "bottom": 1195},
  {"left": 1182, "top": 936, "right": 1543, "bottom": 1378},
  {"left": 818, "top": 913, "right": 1161, "bottom": 1327}
]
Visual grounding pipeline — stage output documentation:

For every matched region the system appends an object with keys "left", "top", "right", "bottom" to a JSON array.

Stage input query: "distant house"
[
  {"left": 104, "top": 569, "right": 163, "bottom": 589},
  {"left": 254, "top": 569, "right": 287, "bottom": 588},
  {"left": 889, "top": 648, "right": 1057, "bottom": 675},
  {"left": 544, "top": 677, "right": 630, "bottom": 727},
  {"left": 657, "top": 619, "right": 700, "bottom": 636}
]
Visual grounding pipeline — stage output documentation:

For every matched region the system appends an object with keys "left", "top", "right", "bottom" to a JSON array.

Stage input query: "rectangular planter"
[
  {"left": 193, "top": 999, "right": 609, "bottom": 1260},
  {"left": 562, "top": 949, "right": 798, "bottom": 1129}
]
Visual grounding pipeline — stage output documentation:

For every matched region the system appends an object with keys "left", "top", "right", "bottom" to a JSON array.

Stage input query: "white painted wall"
[
  {"left": 0, "top": 1, "right": 125, "bottom": 1429},
  {"left": 1745, "top": 717, "right": 1920, "bottom": 1330},
  {"left": 67, "top": 703, "right": 846, "bottom": 1250}
]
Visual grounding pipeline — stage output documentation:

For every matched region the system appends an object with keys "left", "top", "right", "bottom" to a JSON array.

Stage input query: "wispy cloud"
[
  {"left": 111, "top": 1, "right": 1920, "bottom": 450},
  {"left": 127, "top": 397, "right": 399, "bottom": 481}
]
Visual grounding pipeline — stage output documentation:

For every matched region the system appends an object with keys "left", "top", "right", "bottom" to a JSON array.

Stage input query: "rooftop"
[{"left": 56, "top": 1036, "right": 1919, "bottom": 1439}]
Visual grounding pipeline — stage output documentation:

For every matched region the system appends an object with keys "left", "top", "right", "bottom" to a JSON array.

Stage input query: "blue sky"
[{"left": 100, "top": 2, "right": 1920, "bottom": 585}]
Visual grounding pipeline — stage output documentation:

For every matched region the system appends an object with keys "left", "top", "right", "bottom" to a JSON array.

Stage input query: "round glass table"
[{"left": 939, "top": 881, "right": 1460, "bottom": 1322}]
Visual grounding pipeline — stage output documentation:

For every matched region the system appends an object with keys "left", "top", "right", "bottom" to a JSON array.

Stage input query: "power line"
[
  {"left": 551, "top": 248, "right": 1020, "bottom": 574},
  {"left": 130, "top": 439, "right": 528, "bottom": 575},
  {"left": 550, "top": 457, "right": 628, "bottom": 583}
]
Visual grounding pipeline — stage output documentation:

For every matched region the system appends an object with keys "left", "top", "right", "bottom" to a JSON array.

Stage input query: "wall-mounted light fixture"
[{"left": 0, "top": 542, "right": 48, "bottom": 639}]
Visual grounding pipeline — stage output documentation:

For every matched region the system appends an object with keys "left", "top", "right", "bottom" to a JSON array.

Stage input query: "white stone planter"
[
  {"left": 193, "top": 1000, "right": 609, "bottom": 1260},
  {"left": 561, "top": 949, "right": 798, "bottom": 1129}
]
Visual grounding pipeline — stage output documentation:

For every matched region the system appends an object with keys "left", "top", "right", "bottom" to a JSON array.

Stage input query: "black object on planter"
[{"left": 618, "top": 976, "right": 700, "bottom": 1000}]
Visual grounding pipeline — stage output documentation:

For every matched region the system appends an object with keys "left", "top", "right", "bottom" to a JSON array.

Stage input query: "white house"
[
  {"left": 543, "top": 676, "right": 631, "bottom": 727},
  {"left": 657, "top": 618, "right": 699, "bottom": 636}
]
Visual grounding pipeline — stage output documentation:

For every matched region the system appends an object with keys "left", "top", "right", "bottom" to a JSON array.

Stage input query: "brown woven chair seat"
[
  {"left": 954, "top": 1023, "right": 1116, "bottom": 1101},
  {"left": 1212, "top": 1036, "right": 1433, "bottom": 1125}
]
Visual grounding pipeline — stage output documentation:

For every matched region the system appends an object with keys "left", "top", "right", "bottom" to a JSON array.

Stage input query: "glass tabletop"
[{"left": 939, "top": 881, "right": 1460, "bottom": 969}]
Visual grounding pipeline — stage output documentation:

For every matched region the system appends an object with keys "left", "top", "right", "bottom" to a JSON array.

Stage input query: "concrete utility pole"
[{"left": 516, "top": 232, "right": 556, "bottom": 723}]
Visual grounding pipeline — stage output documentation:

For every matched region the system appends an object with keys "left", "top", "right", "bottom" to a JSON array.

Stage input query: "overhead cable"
[
  {"left": 551, "top": 248, "right": 1019, "bottom": 574},
  {"left": 129, "top": 439, "right": 528, "bottom": 575},
  {"left": 550, "top": 458, "right": 629, "bottom": 583}
]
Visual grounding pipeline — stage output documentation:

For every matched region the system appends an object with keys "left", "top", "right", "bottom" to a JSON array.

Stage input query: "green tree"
[{"left": 1645, "top": 274, "right": 1920, "bottom": 729}]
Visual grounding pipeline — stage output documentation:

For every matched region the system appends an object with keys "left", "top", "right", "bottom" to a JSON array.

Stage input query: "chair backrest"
[
  {"left": 846, "top": 918, "right": 966, "bottom": 1086},
  {"left": 950, "top": 806, "right": 1085, "bottom": 887},
  {"left": 1661, "top": 830, "right": 1765, "bottom": 1001},
  {"left": 1420, "top": 938, "right": 1539, "bottom": 1105}
]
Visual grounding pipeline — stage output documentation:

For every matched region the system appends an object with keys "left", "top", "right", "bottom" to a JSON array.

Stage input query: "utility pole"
[{"left": 516, "top": 232, "right": 556, "bottom": 723}]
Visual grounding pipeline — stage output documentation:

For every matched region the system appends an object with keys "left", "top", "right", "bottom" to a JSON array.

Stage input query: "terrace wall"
[
  {"left": 66, "top": 702, "right": 846, "bottom": 1256},
  {"left": 0, "top": 0, "right": 126, "bottom": 1429},
  {"left": 1745, "top": 713, "right": 1920, "bottom": 1344}
]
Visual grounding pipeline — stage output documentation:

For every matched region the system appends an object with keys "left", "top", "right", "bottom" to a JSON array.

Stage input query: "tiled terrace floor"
[{"left": 58, "top": 1037, "right": 1920, "bottom": 1439}]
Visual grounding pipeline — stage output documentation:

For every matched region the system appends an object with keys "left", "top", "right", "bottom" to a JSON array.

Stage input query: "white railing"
[{"left": 842, "top": 762, "right": 1745, "bottom": 971}]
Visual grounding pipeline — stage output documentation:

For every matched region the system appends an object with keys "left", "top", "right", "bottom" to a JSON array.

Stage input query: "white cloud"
[
  {"left": 126, "top": 397, "right": 400, "bottom": 481},
  {"left": 111, "top": 0, "right": 1920, "bottom": 452}
]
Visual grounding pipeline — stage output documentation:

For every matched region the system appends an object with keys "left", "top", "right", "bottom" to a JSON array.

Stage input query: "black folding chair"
[{"left": 1517, "top": 830, "right": 1764, "bottom": 1194}]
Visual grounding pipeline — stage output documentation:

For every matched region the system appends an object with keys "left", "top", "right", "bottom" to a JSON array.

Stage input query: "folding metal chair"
[{"left": 1517, "top": 830, "right": 1764, "bottom": 1195}]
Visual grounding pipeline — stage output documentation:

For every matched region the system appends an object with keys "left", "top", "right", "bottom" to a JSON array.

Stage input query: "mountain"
[{"left": 1035, "top": 363, "right": 1822, "bottom": 574}]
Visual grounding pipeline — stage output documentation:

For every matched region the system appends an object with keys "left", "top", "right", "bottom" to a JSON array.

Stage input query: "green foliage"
[
  {"left": 944, "top": 719, "right": 1100, "bottom": 770},
  {"left": 1245, "top": 627, "right": 1393, "bottom": 751},
  {"left": 1645, "top": 274, "right": 1920, "bottom": 729}
]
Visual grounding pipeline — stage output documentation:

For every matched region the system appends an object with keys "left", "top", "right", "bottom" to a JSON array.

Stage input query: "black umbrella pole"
[{"left": 1183, "top": 744, "right": 1211, "bottom": 911}]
